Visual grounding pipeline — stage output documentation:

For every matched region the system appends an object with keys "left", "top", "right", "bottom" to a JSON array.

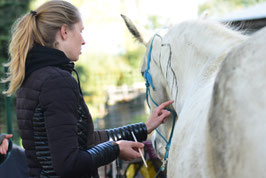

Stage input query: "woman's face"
[{"left": 60, "top": 20, "right": 85, "bottom": 61}]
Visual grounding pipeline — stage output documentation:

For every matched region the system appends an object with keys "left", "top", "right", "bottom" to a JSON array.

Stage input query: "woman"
[{"left": 2, "top": 1, "right": 173, "bottom": 177}]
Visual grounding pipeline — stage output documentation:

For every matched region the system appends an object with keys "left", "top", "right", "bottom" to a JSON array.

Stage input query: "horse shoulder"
[{"left": 207, "top": 26, "right": 266, "bottom": 178}]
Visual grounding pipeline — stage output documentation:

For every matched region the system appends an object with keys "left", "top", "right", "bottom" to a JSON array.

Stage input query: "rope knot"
[
  {"left": 165, "top": 145, "right": 170, "bottom": 151},
  {"left": 144, "top": 71, "right": 155, "bottom": 90},
  {"left": 145, "top": 81, "right": 150, "bottom": 87}
]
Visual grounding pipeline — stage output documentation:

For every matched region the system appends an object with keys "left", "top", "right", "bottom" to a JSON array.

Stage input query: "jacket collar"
[{"left": 25, "top": 44, "right": 73, "bottom": 78}]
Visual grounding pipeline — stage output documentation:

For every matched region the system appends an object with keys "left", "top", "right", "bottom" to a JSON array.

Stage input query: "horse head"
[{"left": 121, "top": 14, "right": 177, "bottom": 159}]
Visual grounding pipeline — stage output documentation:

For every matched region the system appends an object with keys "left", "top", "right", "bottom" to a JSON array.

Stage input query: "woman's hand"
[
  {"left": 145, "top": 100, "right": 174, "bottom": 134},
  {"left": 0, "top": 134, "right": 12, "bottom": 155},
  {"left": 117, "top": 140, "right": 144, "bottom": 161}
]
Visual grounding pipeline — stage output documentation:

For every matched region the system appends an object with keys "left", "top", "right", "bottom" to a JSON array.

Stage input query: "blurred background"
[{"left": 0, "top": 0, "right": 266, "bottom": 147}]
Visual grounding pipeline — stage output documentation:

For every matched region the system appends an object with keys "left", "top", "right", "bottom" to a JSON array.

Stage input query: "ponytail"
[{"left": 2, "top": 12, "right": 42, "bottom": 95}]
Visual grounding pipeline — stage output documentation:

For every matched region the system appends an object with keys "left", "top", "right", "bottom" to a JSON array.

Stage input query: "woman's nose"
[{"left": 81, "top": 35, "right": 86, "bottom": 45}]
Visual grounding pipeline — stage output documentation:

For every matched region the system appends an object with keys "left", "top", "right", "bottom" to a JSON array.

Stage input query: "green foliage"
[
  {"left": 76, "top": 52, "right": 145, "bottom": 118},
  {"left": 0, "top": 0, "right": 31, "bottom": 144},
  {"left": 199, "top": 0, "right": 266, "bottom": 16},
  {"left": 77, "top": 14, "right": 163, "bottom": 118},
  {"left": 121, "top": 46, "right": 145, "bottom": 69},
  {"left": 146, "top": 15, "right": 164, "bottom": 29},
  {"left": 130, "top": 114, "right": 148, "bottom": 124},
  {"left": 0, "top": 0, "right": 31, "bottom": 67}
]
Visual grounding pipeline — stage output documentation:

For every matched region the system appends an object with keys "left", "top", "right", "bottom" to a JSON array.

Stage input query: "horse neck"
[{"left": 161, "top": 20, "right": 246, "bottom": 113}]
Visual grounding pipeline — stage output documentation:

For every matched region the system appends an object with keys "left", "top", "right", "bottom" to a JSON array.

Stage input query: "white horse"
[{"left": 121, "top": 15, "right": 266, "bottom": 178}]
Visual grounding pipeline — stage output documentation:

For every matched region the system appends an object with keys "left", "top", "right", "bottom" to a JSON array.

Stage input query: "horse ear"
[{"left": 121, "top": 14, "right": 153, "bottom": 47}]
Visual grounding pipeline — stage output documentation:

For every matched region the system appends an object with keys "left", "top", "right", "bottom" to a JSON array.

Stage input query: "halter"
[{"left": 144, "top": 33, "right": 177, "bottom": 174}]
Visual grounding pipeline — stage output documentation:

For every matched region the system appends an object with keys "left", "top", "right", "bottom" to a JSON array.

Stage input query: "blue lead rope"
[
  {"left": 144, "top": 34, "right": 157, "bottom": 91},
  {"left": 144, "top": 33, "right": 177, "bottom": 174}
]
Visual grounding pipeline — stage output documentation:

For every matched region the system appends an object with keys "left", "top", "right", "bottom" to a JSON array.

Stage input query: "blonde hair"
[{"left": 2, "top": 0, "right": 80, "bottom": 95}]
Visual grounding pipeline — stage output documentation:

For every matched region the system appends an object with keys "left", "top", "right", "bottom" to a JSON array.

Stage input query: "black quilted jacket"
[{"left": 16, "top": 44, "right": 110, "bottom": 178}]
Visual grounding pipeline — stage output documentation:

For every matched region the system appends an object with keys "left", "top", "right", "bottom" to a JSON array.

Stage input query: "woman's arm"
[{"left": 104, "top": 100, "right": 173, "bottom": 142}]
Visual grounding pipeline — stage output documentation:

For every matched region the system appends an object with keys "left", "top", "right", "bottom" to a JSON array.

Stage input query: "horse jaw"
[{"left": 121, "top": 14, "right": 153, "bottom": 47}]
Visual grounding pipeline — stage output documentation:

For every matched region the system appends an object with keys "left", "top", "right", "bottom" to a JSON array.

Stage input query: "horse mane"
[
  {"left": 158, "top": 19, "right": 248, "bottom": 113},
  {"left": 161, "top": 19, "right": 248, "bottom": 80},
  {"left": 166, "top": 19, "right": 247, "bottom": 59}
]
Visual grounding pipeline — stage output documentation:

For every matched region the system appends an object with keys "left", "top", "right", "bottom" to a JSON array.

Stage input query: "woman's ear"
[{"left": 60, "top": 24, "right": 68, "bottom": 40}]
